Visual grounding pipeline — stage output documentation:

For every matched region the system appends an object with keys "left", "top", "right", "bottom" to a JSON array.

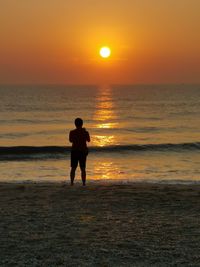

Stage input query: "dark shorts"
[{"left": 71, "top": 150, "right": 88, "bottom": 168}]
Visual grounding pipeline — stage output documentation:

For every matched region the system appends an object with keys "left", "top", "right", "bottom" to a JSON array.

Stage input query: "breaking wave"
[{"left": 0, "top": 142, "right": 200, "bottom": 161}]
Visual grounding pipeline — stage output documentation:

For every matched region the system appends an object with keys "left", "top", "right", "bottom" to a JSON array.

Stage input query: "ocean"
[{"left": 0, "top": 84, "right": 200, "bottom": 183}]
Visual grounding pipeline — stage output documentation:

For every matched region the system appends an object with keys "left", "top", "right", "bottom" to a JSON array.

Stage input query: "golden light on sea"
[{"left": 93, "top": 86, "right": 118, "bottom": 147}]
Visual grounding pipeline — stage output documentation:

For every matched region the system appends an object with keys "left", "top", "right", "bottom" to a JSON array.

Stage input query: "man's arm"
[
  {"left": 69, "top": 131, "right": 73, "bottom": 143},
  {"left": 86, "top": 131, "right": 90, "bottom": 142}
]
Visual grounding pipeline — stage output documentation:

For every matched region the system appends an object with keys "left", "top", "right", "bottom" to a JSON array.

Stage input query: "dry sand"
[{"left": 0, "top": 182, "right": 200, "bottom": 266}]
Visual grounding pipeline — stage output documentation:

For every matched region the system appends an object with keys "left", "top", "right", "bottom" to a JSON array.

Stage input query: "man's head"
[{"left": 74, "top": 118, "right": 83, "bottom": 128}]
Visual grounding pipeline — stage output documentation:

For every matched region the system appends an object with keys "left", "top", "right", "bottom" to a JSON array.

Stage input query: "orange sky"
[{"left": 0, "top": 0, "right": 200, "bottom": 84}]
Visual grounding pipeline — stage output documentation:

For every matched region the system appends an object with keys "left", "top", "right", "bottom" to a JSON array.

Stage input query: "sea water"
[{"left": 0, "top": 84, "right": 200, "bottom": 183}]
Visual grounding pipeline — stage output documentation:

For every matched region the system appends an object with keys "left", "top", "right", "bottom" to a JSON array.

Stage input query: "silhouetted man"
[{"left": 69, "top": 118, "right": 90, "bottom": 186}]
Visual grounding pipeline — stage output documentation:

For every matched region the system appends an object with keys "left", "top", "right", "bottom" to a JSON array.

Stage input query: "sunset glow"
[
  {"left": 1, "top": 2, "right": 200, "bottom": 265},
  {"left": 99, "top": 47, "right": 111, "bottom": 58},
  {"left": 0, "top": 1, "right": 200, "bottom": 84}
]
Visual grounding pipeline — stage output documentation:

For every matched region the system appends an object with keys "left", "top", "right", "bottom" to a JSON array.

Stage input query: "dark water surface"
[{"left": 0, "top": 84, "right": 200, "bottom": 182}]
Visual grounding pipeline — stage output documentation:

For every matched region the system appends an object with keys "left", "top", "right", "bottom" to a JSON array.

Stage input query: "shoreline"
[
  {"left": 1, "top": 179, "right": 200, "bottom": 185},
  {"left": 1, "top": 183, "right": 200, "bottom": 266},
  {"left": 1, "top": 181, "right": 200, "bottom": 191}
]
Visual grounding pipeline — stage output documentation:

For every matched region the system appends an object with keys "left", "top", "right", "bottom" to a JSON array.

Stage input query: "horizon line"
[{"left": 0, "top": 82, "right": 200, "bottom": 87}]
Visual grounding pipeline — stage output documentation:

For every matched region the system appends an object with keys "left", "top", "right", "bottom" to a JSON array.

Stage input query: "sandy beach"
[{"left": 0, "top": 182, "right": 200, "bottom": 266}]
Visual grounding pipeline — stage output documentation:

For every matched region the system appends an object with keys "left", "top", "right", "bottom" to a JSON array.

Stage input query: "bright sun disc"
[{"left": 100, "top": 47, "right": 111, "bottom": 58}]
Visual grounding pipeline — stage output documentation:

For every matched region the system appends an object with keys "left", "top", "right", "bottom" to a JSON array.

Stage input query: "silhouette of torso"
[{"left": 69, "top": 128, "right": 90, "bottom": 152}]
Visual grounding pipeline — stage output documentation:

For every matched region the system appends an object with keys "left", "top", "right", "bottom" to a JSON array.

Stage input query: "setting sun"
[{"left": 99, "top": 46, "right": 111, "bottom": 58}]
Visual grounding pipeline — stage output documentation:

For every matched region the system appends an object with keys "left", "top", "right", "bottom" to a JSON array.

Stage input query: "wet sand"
[{"left": 0, "top": 182, "right": 200, "bottom": 266}]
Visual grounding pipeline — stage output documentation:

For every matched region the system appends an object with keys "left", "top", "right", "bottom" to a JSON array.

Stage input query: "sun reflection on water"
[
  {"left": 93, "top": 86, "right": 118, "bottom": 146},
  {"left": 93, "top": 160, "right": 121, "bottom": 180},
  {"left": 95, "top": 135, "right": 115, "bottom": 147}
]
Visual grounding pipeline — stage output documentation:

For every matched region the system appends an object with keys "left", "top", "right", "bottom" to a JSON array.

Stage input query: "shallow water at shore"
[{"left": 1, "top": 150, "right": 200, "bottom": 184}]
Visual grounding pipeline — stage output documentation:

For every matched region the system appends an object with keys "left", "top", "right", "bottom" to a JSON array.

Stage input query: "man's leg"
[
  {"left": 80, "top": 167, "right": 86, "bottom": 186},
  {"left": 80, "top": 153, "right": 87, "bottom": 186},
  {"left": 70, "top": 167, "right": 76, "bottom": 185},
  {"left": 70, "top": 151, "right": 78, "bottom": 185}
]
